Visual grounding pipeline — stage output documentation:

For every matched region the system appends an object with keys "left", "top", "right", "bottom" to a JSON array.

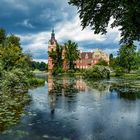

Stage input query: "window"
[{"left": 85, "top": 53, "right": 88, "bottom": 59}]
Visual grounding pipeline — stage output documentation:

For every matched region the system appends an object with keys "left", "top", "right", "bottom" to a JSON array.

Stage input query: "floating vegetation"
[{"left": 0, "top": 91, "right": 30, "bottom": 132}]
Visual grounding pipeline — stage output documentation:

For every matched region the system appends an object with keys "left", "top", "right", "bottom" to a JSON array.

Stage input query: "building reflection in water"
[
  {"left": 47, "top": 76, "right": 140, "bottom": 116},
  {"left": 47, "top": 76, "right": 111, "bottom": 114}
]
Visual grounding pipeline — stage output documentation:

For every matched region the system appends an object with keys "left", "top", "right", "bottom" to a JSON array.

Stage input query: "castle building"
[
  {"left": 75, "top": 49, "right": 109, "bottom": 69},
  {"left": 48, "top": 29, "right": 57, "bottom": 73},
  {"left": 48, "top": 30, "right": 109, "bottom": 73}
]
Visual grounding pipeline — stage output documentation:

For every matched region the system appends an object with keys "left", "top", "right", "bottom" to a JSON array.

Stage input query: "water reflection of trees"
[
  {"left": 48, "top": 77, "right": 79, "bottom": 96},
  {"left": 0, "top": 92, "right": 30, "bottom": 132},
  {"left": 83, "top": 78, "right": 140, "bottom": 100},
  {"left": 48, "top": 76, "right": 80, "bottom": 113},
  {"left": 85, "top": 80, "right": 110, "bottom": 92},
  {"left": 110, "top": 81, "right": 140, "bottom": 100},
  {"left": 48, "top": 76, "right": 140, "bottom": 108}
]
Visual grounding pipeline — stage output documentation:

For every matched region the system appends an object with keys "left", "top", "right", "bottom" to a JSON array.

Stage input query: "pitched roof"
[{"left": 80, "top": 52, "right": 93, "bottom": 59}]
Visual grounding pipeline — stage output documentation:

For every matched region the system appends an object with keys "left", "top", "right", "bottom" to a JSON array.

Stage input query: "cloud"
[
  {"left": 17, "top": 19, "right": 35, "bottom": 29},
  {"left": 18, "top": 32, "right": 50, "bottom": 59},
  {"left": 0, "top": 0, "right": 76, "bottom": 34},
  {"left": 55, "top": 16, "right": 106, "bottom": 42},
  {"left": 17, "top": 15, "right": 121, "bottom": 60},
  {"left": 0, "top": 0, "right": 123, "bottom": 61}
]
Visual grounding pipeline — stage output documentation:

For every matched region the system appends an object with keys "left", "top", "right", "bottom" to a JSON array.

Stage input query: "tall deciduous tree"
[
  {"left": 134, "top": 49, "right": 140, "bottom": 69},
  {"left": 0, "top": 28, "right": 6, "bottom": 45},
  {"left": 117, "top": 44, "right": 137, "bottom": 73},
  {"left": 7, "top": 34, "right": 21, "bottom": 49},
  {"left": 64, "top": 40, "right": 79, "bottom": 70},
  {"left": 68, "top": 0, "right": 140, "bottom": 44},
  {"left": 48, "top": 43, "right": 63, "bottom": 72}
]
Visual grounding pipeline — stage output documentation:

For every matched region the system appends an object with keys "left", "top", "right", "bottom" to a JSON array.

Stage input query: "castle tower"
[{"left": 48, "top": 29, "right": 57, "bottom": 73}]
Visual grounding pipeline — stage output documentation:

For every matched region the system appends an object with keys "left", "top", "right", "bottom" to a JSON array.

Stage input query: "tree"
[
  {"left": 117, "top": 44, "right": 137, "bottom": 73},
  {"left": 136, "top": 50, "right": 140, "bottom": 68},
  {"left": 96, "top": 58, "right": 108, "bottom": 66},
  {"left": 7, "top": 34, "right": 21, "bottom": 49},
  {"left": 68, "top": 0, "right": 140, "bottom": 44},
  {"left": 109, "top": 54, "right": 113, "bottom": 61},
  {"left": 48, "top": 43, "right": 63, "bottom": 74},
  {"left": 0, "top": 28, "right": 6, "bottom": 45},
  {"left": 84, "top": 65, "right": 110, "bottom": 79},
  {"left": 0, "top": 28, "right": 44, "bottom": 92},
  {"left": 31, "top": 61, "right": 47, "bottom": 71},
  {"left": 64, "top": 40, "right": 79, "bottom": 70},
  {"left": 109, "top": 53, "right": 116, "bottom": 68},
  {"left": 0, "top": 44, "right": 31, "bottom": 71}
]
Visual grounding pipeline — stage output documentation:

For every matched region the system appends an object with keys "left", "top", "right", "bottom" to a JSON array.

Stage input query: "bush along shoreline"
[
  {"left": 0, "top": 28, "right": 45, "bottom": 132},
  {"left": 83, "top": 65, "right": 110, "bottom": 80}
]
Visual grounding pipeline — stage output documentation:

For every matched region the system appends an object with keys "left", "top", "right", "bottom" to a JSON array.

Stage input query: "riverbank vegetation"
[
  {"left": 0, "top": 28, "right": 45, "bottom": 92},
  {"left": 49, "top": 42, "right": 140, "bottom": 80},
  {"left": 109, "top": 44, "right": 140, "bottom": 77},
  {"left": 0, "top": 28, "right": 45, "bottom": 131},
  {"left": 83, "top": 65, "right": 110, "bottom": 80},
  {"left": 31, "top": 61, "right": 48, "bottom": 72}
]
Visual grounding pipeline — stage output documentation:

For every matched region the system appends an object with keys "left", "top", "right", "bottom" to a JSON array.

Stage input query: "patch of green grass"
[{"left": 122, "top": 73, "right": 140, "bottom": 80}]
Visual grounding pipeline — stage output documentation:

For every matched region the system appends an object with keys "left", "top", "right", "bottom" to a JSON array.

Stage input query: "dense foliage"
[
  {"left": 109, "top": 44, "right": 140, "bottom": 75},
  {"left": 117, "top": 44, "right": 137, "bottom": 73},
  {"left": 0, "top": 92, "right": 30, "bottom": 131},
  {"left": 96, "top": 58, "right": 108, "bottom": 66},
  {"left": 0, "top": 28, "right": 45, "bottom": 91},
  {"left": 84, "top": 65, "right": 110, "bottom": 79},
  {"left": 49, "top": 40, "right": 80, "bottom": 75},
  {"left": 0, "top": 28, "right": 45, "bottom": 131},
  {"left": 64, "top": 40, "right": 79, "bottom": 70},
  {"left": 31, "top": 61, "right": 47, "bottom": 71},
  {"left": 69, "top": 0, "right": 140, "bottom": 44},
  {"left": 48, "top": 43, "right": 63, "bottom": 75}
]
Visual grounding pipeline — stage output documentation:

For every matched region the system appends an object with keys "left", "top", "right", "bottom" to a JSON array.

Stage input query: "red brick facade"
[{"left": 75, "top": 50, "right": 109, "bottom": 69}]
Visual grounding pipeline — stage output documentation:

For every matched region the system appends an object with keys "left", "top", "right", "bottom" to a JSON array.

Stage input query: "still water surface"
[{"left": 0, "top": 75, "right": 140, "bottom": 140}]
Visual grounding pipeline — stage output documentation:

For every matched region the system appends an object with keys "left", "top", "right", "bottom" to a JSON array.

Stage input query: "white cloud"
[
  {"left": 16, "top": 19, "right": 35, "bottom": 29},
  {"left": 55, "top": 16, "right": 106, "bottom": 42},
  {"left": 4, "top": 0, "right": 29, "bottom": 11},
  {"left": 107, "top": 17, "right": 121, "bottom": 43},
  {"left": 18, "top": 16, "right": 121, "bottom": 61},
  {"left": 18, "top": 32, "right": 50, "bottom": 51},
  {"left": 23, "top": 19, "right": 35, "bottom": 28}
]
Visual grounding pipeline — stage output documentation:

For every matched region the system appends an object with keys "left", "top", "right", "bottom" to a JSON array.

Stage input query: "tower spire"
[
  {"left": 50, "top": 28, "right": 57, "bottom": 45},
  {"left": 51, "top": 28, "right": 55, "bottom": 39}
]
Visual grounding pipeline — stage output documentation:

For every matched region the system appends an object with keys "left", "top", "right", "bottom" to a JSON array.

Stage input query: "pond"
[{"left": 0, "top": 75, "right": 140, "bottom": 140}]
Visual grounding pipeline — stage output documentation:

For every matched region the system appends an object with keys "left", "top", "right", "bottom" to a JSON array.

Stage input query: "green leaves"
[
  {"left": 117, "top": 44, "right": 137, "bottom": 72},
  {"left": 84, "top": 65, "right": 110, "bottom": 79},
  {"left": 49, "top": 43, "right": 63, "bottom": 69},
  {"left": 0, "top": 91, "right": 30, "bottom": 132},
  {"left": 0, "top": 28, "right": 45, "bottom": 132},
  {"left": 0, "top": 28, "right": 6, "bottom": 45},
  {"left": 49, "top": 43, "right": 64, "bottom": 75},
  {"left": 69, "top": 0, "right": 140, "bottom": 43},
  {"left": 64, "top": 40, "right": 79, "bottom": 70}
]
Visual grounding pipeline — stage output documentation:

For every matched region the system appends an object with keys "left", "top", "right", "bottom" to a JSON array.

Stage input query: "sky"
[{"left": 0, "top": 0, "right": 122, "bottom": 63}]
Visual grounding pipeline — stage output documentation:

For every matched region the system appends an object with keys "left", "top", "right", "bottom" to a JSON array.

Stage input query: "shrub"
[
  {"left": 1, "top": 68, "right": 29, "bottom": 92},
  {"left": 115, "top": 67, "right": 124, "bottom": 76},
  {"left": 83, "top": 65, "right": 110, "bottom": 79},
  {"left": 52, "top": 67, "right": 64, "bottom": 75},
  {"left": 96, "top": 59, "right": 108, "bottom": 66},
  {"left": 28, "top": 78, "right": 45, "bottom": 87}
]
